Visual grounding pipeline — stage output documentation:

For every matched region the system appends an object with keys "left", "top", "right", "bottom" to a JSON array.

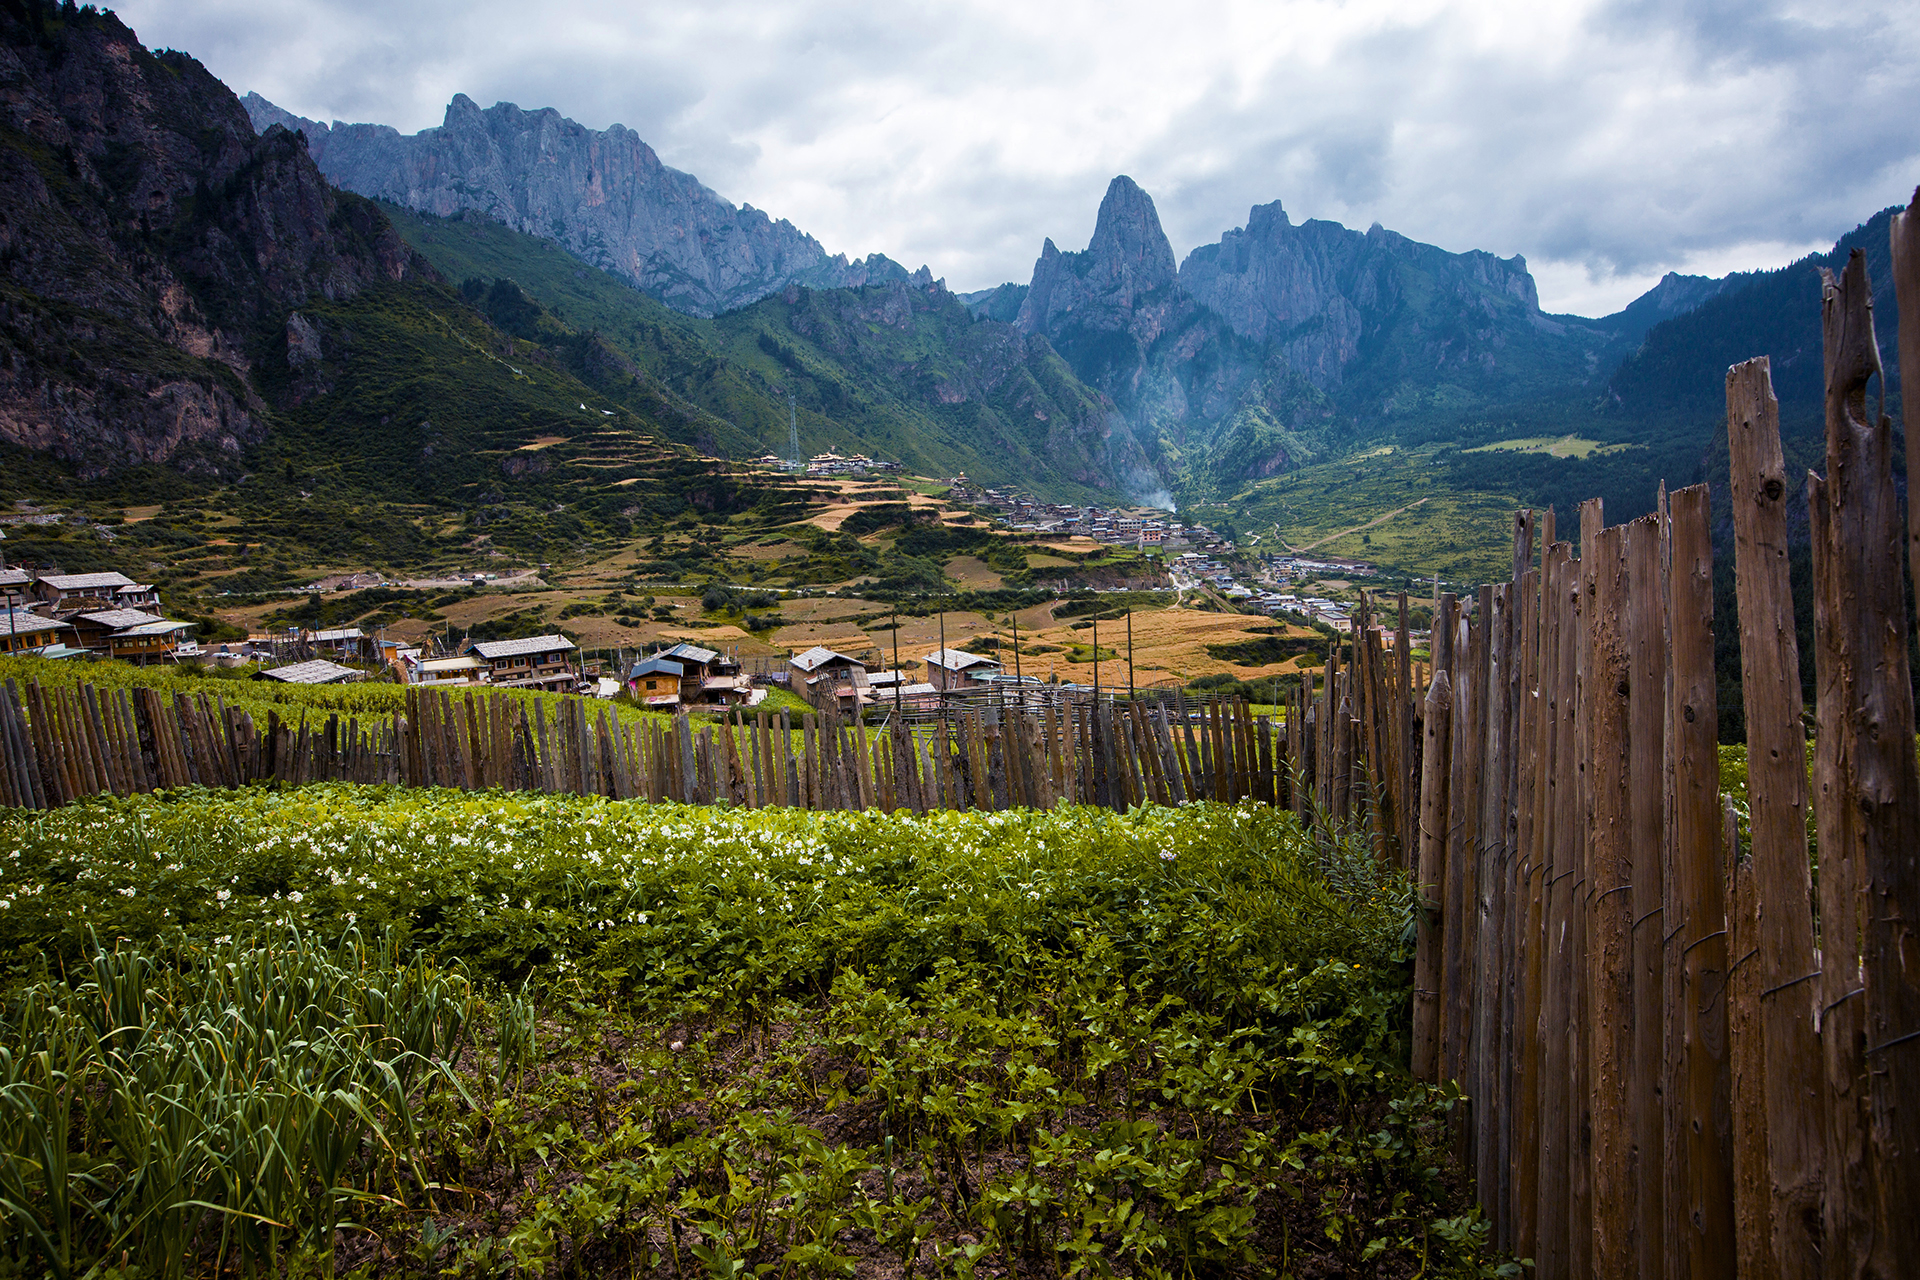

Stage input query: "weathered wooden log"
[
  {"left": 1663, "top": 483, "right": 1735, "bottom": 1280},
  {"left": 1585, "top": 521, "right": 1634, "bottom": 1280},
  {"left": 1412, "top": 593, "right": 1457, "bottom": 1083},
  {"left": 1724, "top": 355, "right": 1824, "bottom": 1280}
]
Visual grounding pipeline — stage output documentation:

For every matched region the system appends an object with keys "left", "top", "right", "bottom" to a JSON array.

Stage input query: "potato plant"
[{"left": 0, "top": 789, "right": 1519, "bottom": 1277}]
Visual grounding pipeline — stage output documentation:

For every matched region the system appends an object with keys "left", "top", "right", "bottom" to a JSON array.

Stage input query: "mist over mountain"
[{"left": 243, "top": 93, "right": 922, "bottom": 320}]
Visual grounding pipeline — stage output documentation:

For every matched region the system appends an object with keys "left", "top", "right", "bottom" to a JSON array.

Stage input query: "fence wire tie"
[
  {"left": 1821, "top": 987, "right": 1865, "bottom": 1018},
  {"left": 1596, "top": 882, "right": 1633, "bottom": 904},
  {"left": 1760, "top": 970, "right": 1821, "bottom": 1000},
  {"left": 1632, "top": 906, "right": 1665, "bottom": 931},
  {"left": 1682, "top": 928, "right": 1728, "bottom": 957},
  {"left": 1664, "top": 917, "right": 1690, "bottom": 946},
  {"left": 1866, "top": 1028, "right": 1920, "bottom": 1057},
  {"left": 1727, "top": 946, "right": 1761, "bottom": 976}
]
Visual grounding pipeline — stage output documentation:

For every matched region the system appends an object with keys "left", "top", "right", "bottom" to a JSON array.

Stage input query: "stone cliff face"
[
  {"left": 244, "top": 93, "right": 914, "bottom": 319},
  {"left": 1178, "top": 201, "right": 1545, "bottom": 400},
  {"left": 0, "top": 6, "right": 420, "bottom": 477},
  {"left": 1012, "top": 179, "right": 1631, "bottom": 494}
]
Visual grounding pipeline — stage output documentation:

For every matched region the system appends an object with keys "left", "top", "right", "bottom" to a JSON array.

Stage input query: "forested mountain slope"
[{"left": 376, "top": 203, "right": 1125, "bottom": 497}]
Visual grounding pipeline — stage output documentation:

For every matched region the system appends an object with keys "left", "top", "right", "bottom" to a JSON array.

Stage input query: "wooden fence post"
[
  {"left": 1663, "top": 482, "right": 1735, "bottom": 1279},
  {"left": 1806, "top": 465, "right": 1874, "bottom": 1280},
  {"left": 1724, "top": 356, "right": 1824, "bottom": 1280},
  {"left": 1512, "top": 562, "right": 1544, "bottom": 1259},
  {"left": 1442, "top": 602, "right": 1482, "bottom": 1090},
  {"left": 1413, "top": 594, "right": 1457, "bottom": 1083},
  {"left": 1586, "top": 521, "right": 1634, "bottom": 1280},
  {"left": 1624, "top": 512, "right": 1669, "bottom": 1280},
  {"left": 1539, "top": 541, "right": 1576, "bottom": 1280},
  {"left": 1815, "top": 248, "right": 1920, "bottom": 1276}
]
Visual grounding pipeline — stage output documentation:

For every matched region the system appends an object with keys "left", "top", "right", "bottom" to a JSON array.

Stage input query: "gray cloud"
[{"left": 115, "top": 0, "right": 1920, "bottom": 315}]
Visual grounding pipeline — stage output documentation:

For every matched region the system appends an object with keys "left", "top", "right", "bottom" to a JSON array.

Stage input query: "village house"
[
  {"left": 398, "top": 654, "right": 484, "bottom": 686},
  {"left": 789, "top": 645, "right": 877, "bottom": 712},
  {"left": 68, "top": 609, "right": 193, "bottom": 665},
  {"left": 32, "top": 571, "right": 160, "bottom": 615},
  {"left": 0, "top": 608, "right": 73, "bottom": 654},
  {"left": 656, "top": 642, "right": 752, "bottom": 705},
  {"left": 306, "top": 627, "right": 373, "bottom": 661},
  {"left": 921, "top": 648, "right": 1003, "bottom": 691},
  {"left": 628, "top": 655, "right": 687, "bottom": 707},
  {"left": 463, "top": 635, "right": 579, "bottom": 690},
  {"left": 0, "top": 569, "right": 32, "bottom": 612}
]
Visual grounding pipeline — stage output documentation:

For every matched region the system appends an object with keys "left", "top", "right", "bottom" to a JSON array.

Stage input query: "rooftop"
[
  {"left": 922, "top": 648, "right": 999, "bottom": 670},
  {"left": 790, "top": 645, "right": 863, "bottom": 673},
  {"left": 660, "top": 642, "right": 719, "bottom": 665},
  {"left": 467, "top": 634, "right": 578, "bottom": 659},
  {"left": 38, "top": 571, "right": 136, "bottom": 591},
  {"left": 75, "top": 609, "right": 168, "bottom": 630},
  {"left": 0, "top": 610, "right": 69, "bottom": 634},
  {"left": 256, "top": 659, "right": 362, "bottom": 685}
]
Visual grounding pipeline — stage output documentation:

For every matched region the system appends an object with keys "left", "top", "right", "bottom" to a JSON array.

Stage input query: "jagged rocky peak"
[
  {"left": 1087, "top": 175, "right": 1178, "bottom": 292},
  {"left": 1016, "top": 175, "right": 1180, "bottom": 336},
  {"left": 241, "top": 93, "right": 910, "bottom": 319},
  {"left": 1180, "top": 198, "right": 1541, "bottom": 346}
]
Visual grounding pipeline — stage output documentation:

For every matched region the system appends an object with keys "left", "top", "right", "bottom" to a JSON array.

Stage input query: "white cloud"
[{"left": 116, "top": 0, "right": 1920, "bottom": 316}]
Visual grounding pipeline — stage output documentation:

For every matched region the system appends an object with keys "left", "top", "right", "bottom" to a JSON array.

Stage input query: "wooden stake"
[
  {"left": 1413, "top": 593, "right": 1457, "bottom": 1083},
  {"left": 1664, "top": 482, "right": 1736, "bottom": 1280},
  {"left": 1724, "top": 356, "right": 1824, "bottom": 1280},
  {"left": 1586, "top": 522, "right": 1635, "bottom": 1280},
  {"left": 1625, "top": 513, "right": 1670, "bottom": 1280}
]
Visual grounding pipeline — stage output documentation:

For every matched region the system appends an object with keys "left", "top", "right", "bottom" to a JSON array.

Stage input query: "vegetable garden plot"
[{"left": 0, "top": 787, "right": 1519, "bottom": 1278}]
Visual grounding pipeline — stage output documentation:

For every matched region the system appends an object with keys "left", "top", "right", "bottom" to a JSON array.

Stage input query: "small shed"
[{"left": 628, "top": 656, "right": 685, "bottom": 704}]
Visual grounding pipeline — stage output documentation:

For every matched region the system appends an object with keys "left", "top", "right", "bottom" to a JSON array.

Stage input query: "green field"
[
  {"left": 1461, "top": 436, "right": 1639, "bottom": 460},
  {"left": 0, "top": 786, "right": 1517, "bottom": 1278},
  {"left": 1198, "top": 443, "right": 1526, "bottom": 587}
]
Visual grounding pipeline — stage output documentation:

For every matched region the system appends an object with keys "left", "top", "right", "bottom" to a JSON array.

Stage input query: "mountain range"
[
  {"left": 242, "top": 93, "right": 924, "bottom": 320},
  {"left": 251, "top": 85, "right": 1882, "bottom": 519},
  {"left": 0, "top": 0, "right": 1905, "bottom": 584}
]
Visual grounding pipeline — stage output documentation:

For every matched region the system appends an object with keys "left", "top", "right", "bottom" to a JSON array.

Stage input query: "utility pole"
[
  {"left": 892, "top": 605, "right": 902, "bottom": 717},
  {"left": 1012, "top": 610, "right": 1022, "bottom": 686},
  {"left": 787, "top": 391, "right": 802, "bottom": 470},
  {"left": 1126, "top": 609, "right": 1134, "bottom": 702},
  {"left": 1092, "top": 618, "right": 1099, "bottom": 705}
]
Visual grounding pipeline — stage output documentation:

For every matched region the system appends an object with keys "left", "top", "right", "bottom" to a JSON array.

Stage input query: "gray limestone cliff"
[
  {"left": 1009, "top": 179, "right": 1643, "bottom": 495},
  {"left": 243, "top": 93, "right": 915, "bottom": 319}
]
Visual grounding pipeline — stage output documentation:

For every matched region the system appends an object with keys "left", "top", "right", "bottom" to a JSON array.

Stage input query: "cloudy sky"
[{"left": 118, "top": 0, "right": 1920, "bottom": 316}]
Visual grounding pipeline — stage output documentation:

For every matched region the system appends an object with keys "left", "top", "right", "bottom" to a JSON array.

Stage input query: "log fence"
[{"left": 1392, "top": 205, "right": 1920, "bottom": 1279}]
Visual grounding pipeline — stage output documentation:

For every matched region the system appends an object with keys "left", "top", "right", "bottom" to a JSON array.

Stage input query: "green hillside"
[{"left": 380, "top": 204, "right": 1118, "bottom": 499}]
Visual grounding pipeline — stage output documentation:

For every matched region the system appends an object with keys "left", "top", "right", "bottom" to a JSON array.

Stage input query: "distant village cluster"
[
  {"left": 749, "top": 451, "right": 904, "bottom": 478},
  {"left": 947, "top": 477, "right": 1228, "bottom": 549}
]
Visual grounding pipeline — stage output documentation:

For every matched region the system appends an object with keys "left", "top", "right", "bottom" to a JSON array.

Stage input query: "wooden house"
[
  {"left": 464, "top": 635, "right": 579, "bottom": 690},
  {"left": 922, "top": 648, "right": 1002, "bottom": 691},
  {"left": 628, "top": 655, "right": 686, "bottom": 707},
  {"left": 0, "top": 608, "right": 73, "bottom": 654},
  {"left": 658, "top": 642, "right": 750, "bottom": 705},
  {"left": 789, "top": 645, "right": 876, "bottom": 712},
  {"left": 69, "top": 609, "right": 192, "bottom": 665},
  {"left": 33, "top": 572, "right": 159, "bottom": 615}
]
